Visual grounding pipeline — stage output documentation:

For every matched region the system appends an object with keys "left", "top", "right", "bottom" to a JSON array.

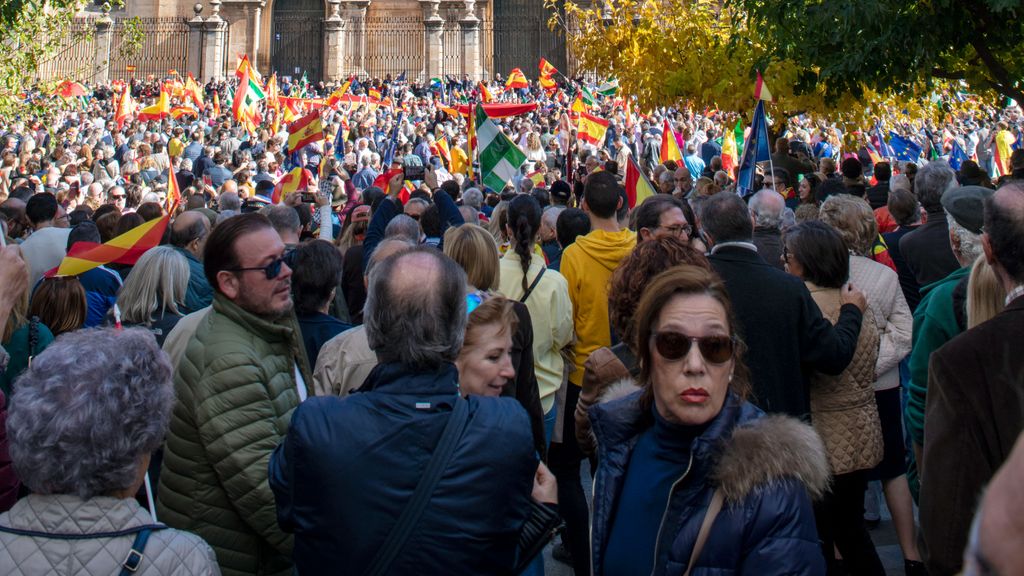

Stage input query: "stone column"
[
  {"left": 420, "top": 1, "right": 444, "bottom": 81},
  {"left": 323, "top": 0, "right": 346, "bottom": 81},
  {"left": 460, "top": 1, "right": 480, "bottom": 80},
  {"left": 186, "top": 5, "right": 205, "bottom": 79},
  {"left": 202, "top": 0, "right": 229, "bottom": 81},
  {"left": 93, "top": 11, "right": 114, "bottom": 84},
  {"left": 252, "top": 4, "right": 263, "bottom": 66},
  {"left": 346, "top": 1, "right": 371, "bottom": 76}
]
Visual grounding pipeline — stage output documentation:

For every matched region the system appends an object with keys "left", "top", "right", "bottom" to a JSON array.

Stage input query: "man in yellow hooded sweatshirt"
[{"left": 550, "top": 170, "right": 636, "bottom": 575}]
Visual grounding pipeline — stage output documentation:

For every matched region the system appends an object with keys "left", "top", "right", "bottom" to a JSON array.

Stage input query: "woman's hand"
[{"left": 531, "top": 462, "right": 558, "bottom": 505}]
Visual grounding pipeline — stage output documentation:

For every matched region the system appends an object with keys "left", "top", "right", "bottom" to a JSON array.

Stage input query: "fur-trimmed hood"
[{"left": 595, "top": 379, "right": 829, "bottom": 503}]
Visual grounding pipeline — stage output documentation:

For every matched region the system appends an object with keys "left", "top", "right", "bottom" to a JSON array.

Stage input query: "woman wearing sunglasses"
[
  {"left": 782, "top": 221, "right": 886, "bottom": 575},
  {"left": 589, "top": 265, "right": 829, "bottom": 576}
]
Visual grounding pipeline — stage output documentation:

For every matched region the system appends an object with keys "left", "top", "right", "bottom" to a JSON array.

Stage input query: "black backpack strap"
[
  {"left": 27, "top": 316, "right": 39, "bottom": 367},
  {"left": 361, "top": 396, "right": 470, "bottom": 576},
  {"left": 519, "top": 267, "right": 546, "bottom": 303}
]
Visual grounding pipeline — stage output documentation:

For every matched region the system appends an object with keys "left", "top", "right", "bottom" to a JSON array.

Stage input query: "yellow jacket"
[
  {"left": 560, "top": 228, "right": 636, "bottom": 386},
  {"left": 499, "top": 250, "right": 574, "bottom": 412}
]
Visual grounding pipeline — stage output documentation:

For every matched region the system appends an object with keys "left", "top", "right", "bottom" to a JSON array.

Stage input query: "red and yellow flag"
[
  {"left": 538, "top": 58, "right": 558, "bottom": 79},
  {"left": 114, "top": 88, "right": 136, "bottom": 130},
  {"left": 137, "top": 90, "right": 170, "bottom": 122},
  {"left": 287, "top": 110, "right": 324, "bottom": 153},
  {"left": 170, "top": 106, "right": 198, "bottom": 120},
  {"left": 165, "top": 166, "right": 181, "bottom": 212},
  {"left": 272, "top": 166, "right": 313, "bottom": 204},
  {"left": 212, "top": 91, "right": 221, "bottom": 117},
  {"left": 326, "top": 76, "right": 354, "bottom": 108},
  {"left": 625, "top": 154, "right": 656, "bottom": 209},
  {"left": 431, "top": 136, "right": 452, "bottom": 168},
  {"left": 235, "top": 53, "right": 262, "bottom": 85},
  {"left": 539, "top": 75, "right": 557, "bottom": 92},
  {"left": 660, "top": 118, "right": 683, "bottom": 164},
  {"left": 50, "top": 213, "right": 170, "bottom": 277},
  {"left": 506, "top": 68, "right": 529, "bottom": 90},
  {"left": 183, "top": 73, "right": 205, "bottom": 107},
  {"left": 577, "top": 111, "right": 610, "bottom": 145},
  {"left": 478, "top": 81, "right": 494, "bottom": 103},
  {"left": 720, "top": 127, "right": 738, "bottom": 175},
  {"left": 368, "top": 87, "right": 382, "bottom": 100}
]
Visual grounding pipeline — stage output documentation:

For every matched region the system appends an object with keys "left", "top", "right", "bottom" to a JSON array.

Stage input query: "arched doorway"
[{"left": 271, "top": 0, "right": 324, "bottom": 82}]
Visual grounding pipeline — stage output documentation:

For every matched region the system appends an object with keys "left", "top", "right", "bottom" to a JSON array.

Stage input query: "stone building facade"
[{"left": 56, "top": 0, "right": 574, "bottom": 83}]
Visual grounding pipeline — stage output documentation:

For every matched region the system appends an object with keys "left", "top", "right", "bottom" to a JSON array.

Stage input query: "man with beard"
[{"left": 158, "top": 213, "right": 311, "bottom": 576}]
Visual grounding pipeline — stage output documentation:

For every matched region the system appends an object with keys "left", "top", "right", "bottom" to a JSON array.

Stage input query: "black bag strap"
[
  {"left": 519, "top": 267, "right": 546, "bottom": 303},
  {"left": 0, "top": 521, "right": 165, "bottom": 575},
  {"left": 361, "top": 396, "right": 470, "bottom": 576},
  {"left": 27, "top": 316, "right": 39, "bottom": 367}
]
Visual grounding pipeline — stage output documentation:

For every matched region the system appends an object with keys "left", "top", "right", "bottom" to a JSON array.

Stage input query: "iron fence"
[
  {"left": 37, "top": 18, "right": 99, "bottom": 82},
  {"left": 353, "top": 16, "right": 424, "bottom": 80},
  {"left": 109, "top": 18, "right": 190, "bottom": 81}
]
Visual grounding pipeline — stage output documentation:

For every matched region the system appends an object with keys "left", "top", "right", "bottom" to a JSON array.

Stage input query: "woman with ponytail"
[{"left": 499, "top": 194, "right": 574, "bottom": 442}]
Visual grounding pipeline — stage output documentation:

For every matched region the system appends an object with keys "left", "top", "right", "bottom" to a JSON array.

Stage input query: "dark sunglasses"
[
  {"left": 652, "top": 331, "right": 735, "bottom": 364},
  {"left": 228, "top": 255, "right": 287, "bottom": 280}
]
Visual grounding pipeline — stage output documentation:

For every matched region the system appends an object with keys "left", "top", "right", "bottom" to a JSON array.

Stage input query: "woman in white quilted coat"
[
  {"left": 820, "top": 195, "right": 922, "bottom": 575},
  {"left": 783, "top": 220, "right": 886, "bottom": 575},
  {"left": 0, "top": 328, "right": 220, "bottom": 576}
]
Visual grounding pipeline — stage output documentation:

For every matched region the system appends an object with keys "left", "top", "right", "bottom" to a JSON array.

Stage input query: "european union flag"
[
  {"left": 736, "top": 100, "right": 771, "bottom": 198},
  {"left": 888, "top": 132, "right": 922, "bottom": 162},
  {"left": 949, "top": 140, "right": 969, "bottom": 171}
]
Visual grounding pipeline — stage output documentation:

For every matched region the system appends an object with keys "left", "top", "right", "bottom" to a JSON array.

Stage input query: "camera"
[{"left": 403, "top": 164, "right": 425, "bottom": 181}]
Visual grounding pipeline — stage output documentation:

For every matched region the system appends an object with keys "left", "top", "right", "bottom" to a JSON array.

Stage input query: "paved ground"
[{"left": 542, "top": 470, "right": 908, "bottom": 576}]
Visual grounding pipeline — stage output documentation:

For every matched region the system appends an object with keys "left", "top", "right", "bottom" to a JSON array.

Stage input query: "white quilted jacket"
[
  {"left": 0, "top": 494, "right": 220, "bottom": 575},
  {"left": 849, "top": 255, "right": 913, "bottom": 391}
]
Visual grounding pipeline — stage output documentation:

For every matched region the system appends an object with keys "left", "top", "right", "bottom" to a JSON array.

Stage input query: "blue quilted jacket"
[{"left": 590, "top": 388, "right": 829, "bottom": 576}]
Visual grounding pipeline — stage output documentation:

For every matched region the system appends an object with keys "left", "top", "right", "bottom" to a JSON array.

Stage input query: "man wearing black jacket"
[{"left": 702, "top": 192, "right": 867, "bottom": 418}]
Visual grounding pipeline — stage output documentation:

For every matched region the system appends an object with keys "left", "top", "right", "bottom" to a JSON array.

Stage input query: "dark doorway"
[
  {"left": 492, "top": 0, "right": 566, "bottom": 77},
  {"left": 271, "top": 0, "right": 324, "bottom": 82}
]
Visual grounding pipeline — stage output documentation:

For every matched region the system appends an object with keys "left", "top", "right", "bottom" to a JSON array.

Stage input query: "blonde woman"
[
  {"left": 115, "top": 246, "right": 190, "bottom": 346},
  {"left": 524, "top": 132, "right": 547, "bottom": 163}
]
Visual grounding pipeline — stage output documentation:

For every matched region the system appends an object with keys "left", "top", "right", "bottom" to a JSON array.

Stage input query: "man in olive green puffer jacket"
[{"left": 157, "top": 213, "right": 312, "bottom": 576}]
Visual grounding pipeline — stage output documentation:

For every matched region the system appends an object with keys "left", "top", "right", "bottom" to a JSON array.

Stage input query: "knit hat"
[{"left": 941, "top": 185, "right": 994, "bottom": 234}]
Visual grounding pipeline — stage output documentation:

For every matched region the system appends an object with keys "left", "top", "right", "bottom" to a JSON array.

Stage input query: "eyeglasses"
[
  {"left": 659, "top": 224, "right": 692, "bottom": 237},
  {"left": 652, "top": 331, "right": 735, "bottom": 364},
  {"left": 228, "top": 256, "right": 287, "bottom": 280},
  {"left": 111, "top": 194, "right": 126, "bottom": 200}
]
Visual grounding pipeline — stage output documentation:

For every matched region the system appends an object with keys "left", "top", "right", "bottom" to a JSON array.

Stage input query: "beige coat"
[
  {"left": 0, "top": 494, "right": 219, "bottom": 575},
  {"left": 313, "top": 325, "right": 377, "bottom": 396},
  {"left": 807, "top": 284, "right": 884, "bottom": 476}
]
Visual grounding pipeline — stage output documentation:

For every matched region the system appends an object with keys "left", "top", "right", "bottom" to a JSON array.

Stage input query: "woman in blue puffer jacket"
[{"left": 590, "top": 265, "right": 829, "bottom": 575}]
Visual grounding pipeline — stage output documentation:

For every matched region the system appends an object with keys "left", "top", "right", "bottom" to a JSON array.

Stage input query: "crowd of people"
[{"left": 0, "top": 69, "right": 1022, "bottom": 576}]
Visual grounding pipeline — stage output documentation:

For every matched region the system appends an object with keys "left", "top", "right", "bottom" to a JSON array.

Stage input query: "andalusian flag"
[
  {"left": 49, "top": 214, "right": 170, "bottom": 278},
  {"left": 624, "top": 154, "right": 656, "bottom": 209},
  {"left": 506, "top": 68, "right": 529, "bottom": 89},
  {"left": 137, "top": 90, "right": 170, "bottom": 122},
  {"left": 734, "top": 119, "right": 744, "bottom": 152},
  {"left": 660, "top": 118, "right": 683, "bottom": 164},
  {"left": 597, "top": 78, "right": 619, "bottom": 97},
  {"left": 577, "top": 111, "right": 610, "bottom": 145},
  {"left": 476, "top": 103, "right": 526, "bottom": 190},
  {"left": 580, "top": 85, "right": 597, "bottom": 106},
  {"left": 287, "top": 110, "right": 324, "bottom": 153},
  {"left": 538, "top": 58, "right": 558, "bottom": 79}
]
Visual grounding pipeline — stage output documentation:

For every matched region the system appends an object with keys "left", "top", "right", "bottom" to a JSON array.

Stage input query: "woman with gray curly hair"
[{"left": 0, "top": 328, "right": 220, "bottom": 575}]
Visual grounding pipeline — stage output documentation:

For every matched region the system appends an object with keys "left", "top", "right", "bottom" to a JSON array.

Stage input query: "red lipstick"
[{"left": 680, "top": 388, "right": 710, "bottom": 404}]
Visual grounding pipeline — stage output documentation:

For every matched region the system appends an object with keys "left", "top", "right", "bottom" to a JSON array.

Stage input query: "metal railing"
[{"left": 109, "top": 18, "right": 190, "bottom": 80}]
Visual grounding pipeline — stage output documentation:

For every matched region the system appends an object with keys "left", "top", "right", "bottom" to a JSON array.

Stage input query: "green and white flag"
[
  {"left": 580, "top": 85, "right": 597, "bottom": 106},
  {"left": 476, "top": 104, "right": 527, "bottom": 191},
  {"left": 597, "top": 78, "right": 619, "bottom": 97}
]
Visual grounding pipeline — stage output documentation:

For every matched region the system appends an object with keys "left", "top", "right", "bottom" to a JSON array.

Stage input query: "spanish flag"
[
  {"left": 994, "top": 128, "right": 1016, "bottom": 177},
  {"left": 287, "top": 110, "right": 324, "bottom": 153},
  {"left": 235, "top": 53, "right": 262, "bottom": 85},
  {"left": 272, "top": 166, "right": 313, "bottom": 204},
  {"left": 165, "top": 166, "right": 181, "bottom": 212},
  {"left": 170, "top": 106, "right": 198, "bottom": 120},
  {"left": 137, "top": 90, "right": 170, "bottom": 122},
  {"left": 479, "top": 82, "right": 494, "bottom": 103},
  {"left": 212, "top": 91, "right": 221, "bottom": 117},
  {"left": 539, "top": 75, "right": 557, "bottom": 92},
  {"left": 721, "top": 128, "right": 738, "bottom": 174},
  {"left": 506, "top": 68, "right": 529, "bottom": 90},
  {"left": 114, "top": 88, "right": 136, "bottom": 130},
  {"left": 183, "top": 73, "right": 205, "bottom": 107},
  {"left": 368, "top": 87, "right": 382, "bottom": 100},
  {"left": 569, "top": 96, "right": 587, "bottom": 119},
  {"left": 538, "top": 58, "right": 558, "bottom": 79},
  {"left": 50, "top": 213, "right": 170, "bottom": 278},
  {"left": 624, "top": 154, "right": 656, "bottom": 209},
  {"left": 326, "top": 77, "right": 353, "bottom": 108},
  {"left": 577, "top": 111, "right": 610, "bottom": 145},
  {"left": 432, "top": 136, "right": 452, "bottom": 169},
  {"left": 660, "top": 118, "right": 683, "bottom": 164}
]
